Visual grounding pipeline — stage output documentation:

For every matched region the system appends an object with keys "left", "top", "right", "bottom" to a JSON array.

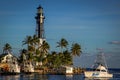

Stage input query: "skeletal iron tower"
[{"left": 35, "top": 5, "right": 45, "bottom": 39}]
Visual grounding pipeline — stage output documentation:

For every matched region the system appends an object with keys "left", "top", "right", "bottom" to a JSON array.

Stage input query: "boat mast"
[
  {"left": 92, "top": 52, "right": 108, "bottom": 70},
  {"left": 101, "top": 52, "right": 108, "bottom": 72}
]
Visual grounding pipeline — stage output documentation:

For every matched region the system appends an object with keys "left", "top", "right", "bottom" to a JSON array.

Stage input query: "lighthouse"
[{"left": 35, "top": 5, "right": 45, "bottom": 44}]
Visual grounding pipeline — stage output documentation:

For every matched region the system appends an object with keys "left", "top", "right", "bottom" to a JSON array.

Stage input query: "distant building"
[
  {"left": 61, "top": 66, "right": 73, "bottom": 74},
  {"left": 65, "top": 66, "right": 73, "bottom": 74}
]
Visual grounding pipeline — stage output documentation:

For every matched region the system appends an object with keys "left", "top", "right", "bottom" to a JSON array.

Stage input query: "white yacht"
[
  {"left": 84, "top": 64, "right": 113, "bottom": 78},
  {"left": 84, "top": 53, "right": 113, "bottom": 78}
]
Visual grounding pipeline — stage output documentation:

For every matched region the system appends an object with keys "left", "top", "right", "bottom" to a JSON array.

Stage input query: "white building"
[
  {"left": 0, "top": 53, "right": 20, "bottom": 73},
  {"left": 62, "top": 66, "right": 73, "bottom": 74}
]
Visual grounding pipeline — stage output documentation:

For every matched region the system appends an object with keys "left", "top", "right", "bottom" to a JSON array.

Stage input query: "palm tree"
[
  {"left": 51, "top": 51, "right": 57, "bottom": 57},
  {"left": 71, "top": 43, "right": 82, "bottom": 56},
  {"left": 22, "top": 35, "right": 38, "bottom": 61},
  {"left": 3, "top": 43, "right": 12, "bottom": 54},
  {"left": 53, "top": 54, "right": 61, "bottom": 68},
  {"left": 37, "top": 41, "right": 50, "bottom": 66},
  {"left": 22, "top": 35, "right": 33, "bottom": 47},
  {"left": 56, "top": 38, "right": 68, "bottom": 53},
  {"left": 32, "top": 35, "right": 40, "bottom": 59},
  {"left": 32, "top": 35, "right": 39, "bottom": 48},
  {"left": 46, "top": 53, "right": 55, "bottom": 67},
  {"left": 39, "top": 41, "right": 50, "bottom": 57},
  {"left": 63, "top": 50, "right": 73, "bottom": 65},
  {"left": 19, "top": 49, "right": 27, "bottom": 63}
]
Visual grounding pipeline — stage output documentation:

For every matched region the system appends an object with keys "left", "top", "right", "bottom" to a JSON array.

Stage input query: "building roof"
[{"left": 0, "top": 53, "right": 18, "bottom": 59}]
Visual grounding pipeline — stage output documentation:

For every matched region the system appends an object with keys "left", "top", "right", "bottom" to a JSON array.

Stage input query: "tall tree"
[
  {"left": 19, "top": 49, "right": 27, "bottom": 63},
  {"left": 71, "top": 43, "right": 82, "bottom": 56},
  {"left": 56, "top": 38, "right": 68, "bottom": 53},
  {"left": 3, "top": 43, "right": 12, "bottom": 54},
  {"left": 22, "top": 35, "right": 38, "bottom": 61},
  {"left": 22, "top": 36, "right": 32, "bottom": 47},
  {"left": 63, "top": 50, "right": 73, "bottom": 65},
  {"left": 39, "top": 41, "right": 50, "bottom": 57},
  {"left": 46, "top": 52, "right": 57, "bottom": 67},
  {"left": 32, "top": 35, "right": 39, "bottom": 48}
]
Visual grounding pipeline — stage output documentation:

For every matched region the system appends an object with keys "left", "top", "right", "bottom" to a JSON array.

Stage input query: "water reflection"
[
  {"left": 0, "top": 73, "right": 119, "bottom": 80},
  {"left": 0, "top": 73, "right": 49, "bottom": 80},
  {"left": 20, "top": 73, "right": 48, "bottom": 80},
  {"left": 66, "top": 75, "right": 73, "bottom": 80},
  {"left": 0, "top": 75, "right": 20, "bottom": 80},
  {"left": 84, "top": 77, "right": 111, "bottom": 80},
  {"left": 48, "top": 75, "right": 66, "bottom": 80}
]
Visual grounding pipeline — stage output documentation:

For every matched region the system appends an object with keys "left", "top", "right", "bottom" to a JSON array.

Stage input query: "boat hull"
[{"left": 84, "top": 71, "right": 113, "bottom": 78}]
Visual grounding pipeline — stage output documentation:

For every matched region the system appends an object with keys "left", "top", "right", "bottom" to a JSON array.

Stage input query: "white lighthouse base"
[{"left": 39, "top": 38, "right": 46, "bottom": 45}]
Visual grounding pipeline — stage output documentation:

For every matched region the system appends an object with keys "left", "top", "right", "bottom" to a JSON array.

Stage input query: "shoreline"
[{"left": 0, "top": 69, "right": 85, "bottom": 75}]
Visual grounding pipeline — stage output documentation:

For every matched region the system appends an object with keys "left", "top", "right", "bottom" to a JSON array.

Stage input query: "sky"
[{"left": 0, "top": 0, "right": 120, "bottom": 68}]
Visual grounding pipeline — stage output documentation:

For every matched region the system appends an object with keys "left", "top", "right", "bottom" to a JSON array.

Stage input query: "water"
[
  {"left": 0, "top": 69, "right": 120, "bottom": 80},
  {"left": 0, "top": 73, "right": 120, "bottom": 80}
]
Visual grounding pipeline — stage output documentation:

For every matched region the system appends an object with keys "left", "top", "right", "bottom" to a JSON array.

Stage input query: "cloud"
[{"left": 109, "top": 41, "right": 120, "bottom": 45}]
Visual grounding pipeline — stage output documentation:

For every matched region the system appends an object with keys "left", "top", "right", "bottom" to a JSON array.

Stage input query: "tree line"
[{"left": 1, "top": 35, "right": 82, "bottom": 69}]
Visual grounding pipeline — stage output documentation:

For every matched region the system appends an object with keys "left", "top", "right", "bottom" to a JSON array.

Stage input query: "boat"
[
  {"left": 84, "top": 64, "right": 113, "bottom": 78},
  {"left": 84, "top": 53, "right": 113, "bottom": 78}
]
